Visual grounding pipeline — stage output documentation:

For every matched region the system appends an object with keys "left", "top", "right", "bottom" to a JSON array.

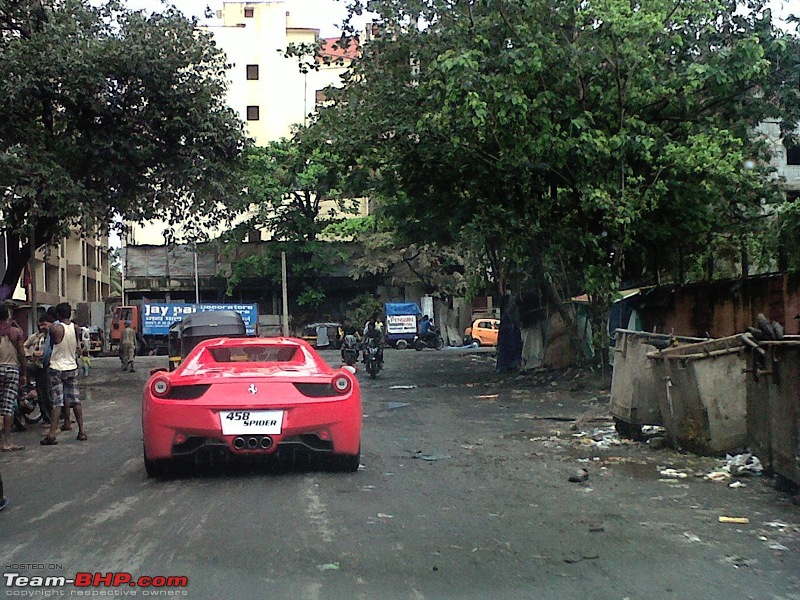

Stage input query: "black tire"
[
  {"left": 414, "top": 339, "right": 425, "bottom": 351},
  {"left": 22, "top": 402, "right": 42, "bottom": 425},
  {"left": 144, "top": 451, "right": 173, "bottom": 478},
  {"left": 395, "top": 339, "right": 408, "bottom": 350},
  {"left": 472, "top": 338, "right": 481, "bottom": 347},
  {"left": 435, "top": 337, "right": 445, "bottom": 350},
  {"left": 330, "top": 446, "right": 361, "bottom": 472}
]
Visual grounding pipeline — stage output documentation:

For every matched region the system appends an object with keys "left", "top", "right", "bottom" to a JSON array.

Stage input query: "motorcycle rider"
[
  {"left": 362, "top": 313, "right": 384, "bottom": 365},
  {"left": 339, "top": 318, "right": 361, "bottom": 362}
]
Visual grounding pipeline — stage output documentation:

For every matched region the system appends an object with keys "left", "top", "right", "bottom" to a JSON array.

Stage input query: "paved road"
[{"left": 1, "top": 349, "right": 799, "bottom": 599}]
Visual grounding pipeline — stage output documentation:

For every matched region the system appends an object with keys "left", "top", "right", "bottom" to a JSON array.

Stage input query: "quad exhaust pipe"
[{"left": 233, "top": 436, "right": 273, "bottom": 451}]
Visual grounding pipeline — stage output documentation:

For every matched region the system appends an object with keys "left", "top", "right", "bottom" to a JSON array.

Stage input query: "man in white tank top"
[{"left": 41, "top": 303, "right": 87, "bottom": 445}]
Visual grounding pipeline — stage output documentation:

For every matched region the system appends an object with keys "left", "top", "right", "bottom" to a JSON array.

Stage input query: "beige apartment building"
[
  {"left": 1, "top": 229, "right": 112, "bottom": 331},
  {"left": 127, "top": 0, "right": 360, "bottom": 246}
]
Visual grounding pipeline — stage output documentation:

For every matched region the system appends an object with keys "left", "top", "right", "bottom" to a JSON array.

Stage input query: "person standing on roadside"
[
  {"left": 120, "top": 320, "right": 136, "bottom": 372},
  {"left": 24, "top": 313, "right": 54, "bottom": 426},
  {"left": 41, "top": 303, "right": 87, "bottom": 445},
  {"left": 0, "top": 304, "right": 27, "bottom": 452}
]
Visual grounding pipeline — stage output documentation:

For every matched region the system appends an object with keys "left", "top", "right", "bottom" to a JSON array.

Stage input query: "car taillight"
[
  {"left": 332, "top": 374, "right": 351, "bottom": 394},
  {"left": 151, "top": 377, "right": 170, "bottom": 397}
]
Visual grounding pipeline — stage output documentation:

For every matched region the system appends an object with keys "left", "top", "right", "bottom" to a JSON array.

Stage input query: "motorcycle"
[
  {"left": 15, "top": 381, "right": 42, "bottom": 428},
  {"left": 341, "top": 334, "right": 359, "bottom": 366},
  {"left": 363, "top": 338, "right": 383, "bottom": 379},
  {"left": 414, "top": 325, "right": 445, "bottom": 351}
]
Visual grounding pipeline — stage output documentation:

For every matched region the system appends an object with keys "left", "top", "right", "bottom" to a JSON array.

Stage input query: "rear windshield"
[{"left": 208, "top": 346, "right": 298, "bottom": 363}]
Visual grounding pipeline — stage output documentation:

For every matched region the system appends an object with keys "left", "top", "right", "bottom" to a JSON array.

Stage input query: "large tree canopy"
[
  {"left": 312, "top": 0, "right": 799, "bottom": 310},
  {"left": 0, "top": 0, "right": 249, "bottom": 299}
]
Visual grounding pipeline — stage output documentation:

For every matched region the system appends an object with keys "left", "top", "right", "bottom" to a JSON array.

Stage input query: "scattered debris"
[
  {"left": 658, "top": 468, "right": 689, "bottom": 479},
  {"left": 723, "top": 453, "right": 763, "bottom": 477},
  {"left": 377, "top": 513, "right": 394, "bottom": 519},
  {"left": 728, "top": 481, "right": 747, "bottom": 489},
  {"left": 573, "top": 427, "right": 622, "bottom": 449},
  {"left": 569, "top": 468, "right": 589, "bottom": 483},
  {"left": 706, "top": 471, "right": 731, "bottom": 482},
  {"left": 641, "top": 425, "right": 667, "bottom": 436},
  {"left": 387, "top": 402, "right": 411, "bottom": 410},
  {"left": 316, "top": 562, "right": 340, "bottom": 572},
  {"left": 683, "top": 532, "right": 701, "bottom": 543},
  {"left": 720, "top": 555, "right": 758, "bottom": 569},
  {"left": 415, "top": 454, "right": 451, "bottom": 461},
  {"left": 563, "top": 553, "right": 600, "bottom": 564},
  {"left": 767, "top": 542, "right": 790, "bottom": 551},
  {"left": 389, "top": 385, "right": 417, "bottom": 390},
  {"left": 718, "top": 516, "right": 750, "bottom": 524}
]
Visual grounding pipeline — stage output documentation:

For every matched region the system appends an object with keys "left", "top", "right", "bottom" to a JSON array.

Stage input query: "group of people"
[
  {"left": 338, "top": 312, "right": 386, "bottom": 365},
  {"left": 0, "top": 302, "right": 89, "bottom": 511}
]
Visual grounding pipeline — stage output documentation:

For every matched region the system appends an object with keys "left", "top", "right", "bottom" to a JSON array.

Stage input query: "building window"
[
  {"left": 246, "top": 64, "right": 259, "bottom": 80},
  {"left": 786, "top": 143, "right": 800, "bottom": 166},
  {"left": 244, "top": 7, "right": 254, "bottom": 17},
  {"left": 246, "top": 105, "right": 260, "bottom": 121}
]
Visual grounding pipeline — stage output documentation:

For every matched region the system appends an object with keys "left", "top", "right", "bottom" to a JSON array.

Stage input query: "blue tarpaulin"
[{"left": 384, "top": 303, "right": 423, "bottom": 316}]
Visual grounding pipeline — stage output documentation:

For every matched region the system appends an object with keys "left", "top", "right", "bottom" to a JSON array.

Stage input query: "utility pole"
[
  {"left": 29, "top": 225, "right": 37, "bottom": 333},
  {"left": 193, "top": 241, "right": 200, "bottom": 304},
  {"left": 281, "top": 251, "right": 289, "bottom": 336}
]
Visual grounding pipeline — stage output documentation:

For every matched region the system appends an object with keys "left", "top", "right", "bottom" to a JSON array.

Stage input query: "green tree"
[
  {"left": 310, "top": 0, "right": 799, "bottom": 360},
  {"left": 0, "top": 0, "right": 249, "bottom": 300},
  {"left": 223, "top": 126, "right": 359, "bottom": 309}
]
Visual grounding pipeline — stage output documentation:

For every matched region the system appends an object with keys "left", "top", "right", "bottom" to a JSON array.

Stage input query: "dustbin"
[
  {"left": 648, "top": 335, "right": 749, "bottom": 454},
  {"left": 745, "top": 338, "right": 800, "bottom": 486},
  {"left": 611, "top": 330, "right": 706, "bottom": 438}
]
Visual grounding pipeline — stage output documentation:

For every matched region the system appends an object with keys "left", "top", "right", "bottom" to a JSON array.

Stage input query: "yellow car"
[{"left": 464, "top": 318, "right": 500, "bottom": 347}]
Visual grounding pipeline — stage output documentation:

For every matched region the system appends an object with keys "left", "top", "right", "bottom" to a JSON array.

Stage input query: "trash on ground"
[
  {"left": 722, "top": 453, "right": 763, "bottom": 476},
  {"left": 658, "top": 468, "right": 689, "bottom": 479},
  {"left": 641, "top": 425, "right": 667, "bottom": 436},
  {"left": 720, "top": 555, "right": 758, "bottom": 568},
  {"left": 387, "top": 402, "right": 411, "bottom": 410},
  {"left": 705, "top": 471, "right": 731, "bottom": 482},
  {"left": 718, "top": 516, "right": 750, "bottom": 524},
  {"left": 573, "top": 427, "right": 621, "bottom": 449},
  {"left": 767, "top": 542, "right": 790, "bottom": 551},
  {"left": 568, "top": 468, "right": 589, "bottom": 483},
  {"left": 412, "top": 453, "right": 451, "bottom": 461},
  {"left": 728, "top": 481, "right": 747, "bottom": 489},
  {"left": 683, "top": 532, "right": 701, "bottom": 543},
  {"left": 377, "top": 513, "right": 394, "bottom": 519},
  {"left": 477, "top": 394, "right": 499, "bottom": 400},
  {"left": 389, "top": 385, "right": 417, "bottom": 389},
  {"left": 316, "top": 562, "right": 340, "bottom": 571}
]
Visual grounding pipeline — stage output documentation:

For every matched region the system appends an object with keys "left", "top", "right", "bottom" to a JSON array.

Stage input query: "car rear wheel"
[
  {"left": 395, "top": 339, "right": 408, "bottom": 350},
  {"left": 144, "top": 448, "right": 173, "bottom": 478},
  {"left": 329, "top": 446, "right": 361, "bottom": 473}
]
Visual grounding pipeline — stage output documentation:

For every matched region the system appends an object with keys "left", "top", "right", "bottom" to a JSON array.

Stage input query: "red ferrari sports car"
[{"left": 142, "top": 337, "right": 362, "bottom": 477}]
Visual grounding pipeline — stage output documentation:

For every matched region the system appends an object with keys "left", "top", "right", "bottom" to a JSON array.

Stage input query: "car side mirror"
[{"left": 149, "top": 367, "right": 168, "bottom": 376}]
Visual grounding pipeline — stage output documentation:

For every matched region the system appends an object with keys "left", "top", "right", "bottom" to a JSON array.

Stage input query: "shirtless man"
[{"left": 0, "top": 304, "right": 27, "bottom": 452}]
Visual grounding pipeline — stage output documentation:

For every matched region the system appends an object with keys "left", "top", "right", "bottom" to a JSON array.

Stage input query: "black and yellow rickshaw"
[{"left": 168, "top": 310, "right": 247, "bottom": 371}]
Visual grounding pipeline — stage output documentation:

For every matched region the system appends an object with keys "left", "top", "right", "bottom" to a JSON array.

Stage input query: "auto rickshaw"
[{"left": 168, "top": 310, "right": 247, "bottom": 371}]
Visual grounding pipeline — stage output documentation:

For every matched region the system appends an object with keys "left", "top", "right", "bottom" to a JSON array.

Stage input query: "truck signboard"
[{"left": 142, "top": 304, "right": 258, "bottom": 336}]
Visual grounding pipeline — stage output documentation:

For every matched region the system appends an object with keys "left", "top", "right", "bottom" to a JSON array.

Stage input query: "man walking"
[
  {"left": 0, "top": 304, "right": 27, "bottom": 452},
  {"left": 41, "top": 303, "right": 87, "bottom": 445},
  {"left": 120, "top": 320, "right": 136, "bottom": 372}
]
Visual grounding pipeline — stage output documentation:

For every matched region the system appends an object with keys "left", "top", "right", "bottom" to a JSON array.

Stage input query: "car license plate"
[{"left": 220, "top": 410, "right": 283, "bottom": 435}]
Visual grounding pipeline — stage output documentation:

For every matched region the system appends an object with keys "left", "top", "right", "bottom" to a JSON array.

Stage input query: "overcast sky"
[
  {"left": 124, "top": 0, "right": 798, "bottom": 35},
  {"left": 125, "top": 0, "right": 355, "bottom": 37}
]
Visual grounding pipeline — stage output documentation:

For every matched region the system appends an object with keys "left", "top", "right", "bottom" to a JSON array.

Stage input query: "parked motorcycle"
[
  {"left": 16, "top": 381, "right": 42, "bottom": 426},
  {"left": 414, "top": 325, "right": 445, "bottom": 351},
  {"left": 341, "top": 334, "right": 359, "bottom": 366},
  {"left": 363, "top": 338, "right": 383, "bottom": 378}
]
